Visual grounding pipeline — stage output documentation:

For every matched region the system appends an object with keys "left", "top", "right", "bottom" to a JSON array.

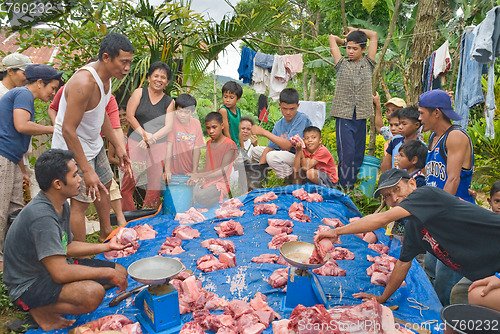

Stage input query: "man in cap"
[
  {"left": 0, "top": 53, "right": 32, "bottom": 97},
  {"left": 315, "top": 169, "right": 500, "bottom": 312},
  {"left": 0, "top": 64, "right": 61, "bottom": 271},
  {"left": 51, "top": 33, "right": 134, "bottom": 242},
  {"left": 418, "top": 89, "right": 475, "bottom": 305},
  {"left": 373, "top": 95, "right": 407, "bottom": 141}
]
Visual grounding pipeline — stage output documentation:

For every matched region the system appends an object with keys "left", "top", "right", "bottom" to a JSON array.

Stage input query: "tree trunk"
[
  {"left": 408, "top": 0, "right": 438, "bottom": 104},
  {"left": 379, "top": 72, "right": 391, "bottom": 100},
  {"left": 309, "top": 73, "right": 317, "bottom": 101},
  {"left": 340, "top": 0, "right": 347, "bottom": 34},
  {"left": 302, "top": 69, "right": 309, "bottom": 100}
]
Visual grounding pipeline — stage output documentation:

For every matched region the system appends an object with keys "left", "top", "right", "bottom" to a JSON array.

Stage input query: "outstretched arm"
[{"left": 251, "top": 125, "right": 293, "bottom": 151}]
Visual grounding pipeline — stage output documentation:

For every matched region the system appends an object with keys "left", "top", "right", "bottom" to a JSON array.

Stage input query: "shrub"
[{"left": 468, "top": 119, "right": 500, "bottom": 190}]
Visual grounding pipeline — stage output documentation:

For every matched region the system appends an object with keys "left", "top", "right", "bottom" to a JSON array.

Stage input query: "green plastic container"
[{"left": 357, "top": 155, "right": 381, "bottom": 197}]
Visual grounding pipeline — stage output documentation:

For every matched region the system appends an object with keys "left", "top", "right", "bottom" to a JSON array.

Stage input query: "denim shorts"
[{"left": 74, "top": 147, "right": 114, "bottom": 203}]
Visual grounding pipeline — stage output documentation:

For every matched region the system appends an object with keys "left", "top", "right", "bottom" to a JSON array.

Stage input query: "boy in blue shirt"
[{"left": 251, "top": 88, "right": 312, "bottom": 179}]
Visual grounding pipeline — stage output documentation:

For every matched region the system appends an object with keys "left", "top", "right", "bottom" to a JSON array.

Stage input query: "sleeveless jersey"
[
  {"left": 425, "top": 126, "right": 474, "bottom": 203},
  {"left": 221, "top": 105, "right": 241, "bottom": 146}
]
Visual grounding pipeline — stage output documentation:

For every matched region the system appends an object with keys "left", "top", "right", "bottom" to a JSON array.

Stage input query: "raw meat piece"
[
  {"left": 121, "top": 323, "right": 142, "bottom": 334},
  {"left": 219, "top": 252, "right": 237, "bottom": 268},
  {"left": 268, "top": 233, "right": 298, "bottom": 249},
  {"left": 322, "top": 217, "right": 344, "bottom": 228},
  {"left": 197, "top": 254, "right": 228, "bottom": 273},
  {"left": 268, "top": 268, "right": 288, "bottom": 288},
  {"left": 220, "top": 198, "right": 243, "bottom": 209},
  {"left": 201, "top": 239, "right": 236, "bottom": 254},
  {"left": 368, "top": 243, "right": 390, "bottom": 254},
  {"left": 289, "top": 135, "right": 305, "bottom": 147},
  {"left": 253, "top": 203, "right": 278, "bottom": 215},
  {"left": 159, "top": 236, "right": 185, "bottom": 255},
  {"left": 103, "top": 228, "right": 140, "bottom": 260},
  {"left": 180, "top": 321, "right": 207, "bottom": 334},
  {"left": 71, "top": 315, "right": 141, "bottom": 334},
  {"left": 312, "top": 259, "right": 346, "bottom": 276},
  {"left": 228, "top": 299, "right": 254, "bottom": 318},
  {"left": 328, "top": 247, "right": 355, "bottom": 260},
  {"left": 254, "top": 191, "right": 278, "bottom": 203},
  {"left": 309, "top": 238, "right": 333, "bottom": 264},
  {"left": 288, "top": 304, "right": 333, "bottom": 334},
  {"left": 268, "top": 219, "right": 293, "bottom": 228},
  {"left": 308, "top": 193, "right": 323, "bottom": 202},
  {"left": 250, "top": 292, "right": 281, "bottom": 321},
  {"left": 265, "top": 225, "right": 293, "bottom": 235},
  {"left": 241, "top": 322, "right": 265, "bottom": 334},
  {"left": 251, "top": 254, "right": 279, "bottom": 264},
  {"left": 292, "top": 188, "right": 323, "bottom": 202},
  {"left": 237, "top": 313, "right": 261, "bottom": 333},
  {"left": 371, "top": 271, "right": 391, "bottom": 286},
  {"left": 367, "top": 253, "right": 397, "bottom": 263},
  {"left": 215, "top": 207, "right": 246, "bottom": 219},
  {"left": 173, "top": 225, "right": 201, "bottom": 240},
  {"left": 272, "top": 319, "right": 290, "bottom": 334},
  {"left": 362, "top": 232, "right": 378, "bottom": 244},
  {"left": 214, "top": 219, "right": 244, "bottom": 238},
  {"left": 253, "top": 311, "right": 274, "bottom": 328},
  {"left": 276, "top": 255, "right": 288, "bottom": 265},
  {"left": 288, "top": 202, "right": 310, "bottom": 222},
  {"left": 131, "top": 224, "right": 157, "bottom": 240},
  {"left": 175, "top": 207, "right": 206, "bottom": 224},
  {"left": 175, "top": 270, "right": 192, "bottom": 280}
]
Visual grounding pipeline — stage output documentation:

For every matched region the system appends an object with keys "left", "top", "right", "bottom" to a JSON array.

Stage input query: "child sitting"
[
  {"left": 239, "top": 116, "right": 258, "bottom": 160},
  {"left": 251, "top": 88, "right": 312, "bottom": 179},
  {"left": 381, "top": 106, "right": 422, "bottom": 172},
  {"left": 293, "top": 126, "right": 338, "bottom": 187},
  {"left": 219, "top": 81, "right": 243, "bottom": 147},
  {"left": 488, "top": 181, "right": 500, "bottom": 214},
  {"left": 396, "top": 139, "right": 427, "bottom": 187},
  {"left": 190, "top": 112, "right": 237, "bottom": 207},
  {"left": 164, "top": 94, "right": 204, "bottom": 184}
]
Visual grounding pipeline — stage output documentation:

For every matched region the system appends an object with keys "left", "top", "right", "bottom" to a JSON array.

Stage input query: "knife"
[{"left": 109, "top": 284, "right": 148, "bottom": 307}]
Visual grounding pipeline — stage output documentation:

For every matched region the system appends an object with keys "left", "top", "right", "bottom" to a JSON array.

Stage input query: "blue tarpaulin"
[{"left": 28, "top": 184, "right": 444, "bottom": 334}]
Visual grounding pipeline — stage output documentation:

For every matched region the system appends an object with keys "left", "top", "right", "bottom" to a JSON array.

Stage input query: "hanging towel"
[
  {"left": 237, "top": 47, "right": 257, "bottom": 84},
  {"left": 433, "top": 40, "right": 451, "bottom": 78},
  {"left": 269, "top": 55, "right": 289, "bottom": 102},
  {"left": 282, "top": 54, "right": 304, "bottom": 77},
  {"left": 252, "top": 56, "right": 270, "bottom": 95},
  {"left": 254, "top": 52, "right": 274, "bottom": 69}
]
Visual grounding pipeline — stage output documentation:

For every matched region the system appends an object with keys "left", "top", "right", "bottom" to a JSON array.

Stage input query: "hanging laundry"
[
  {"left": 282, "top": 54, "right": 304, "bottom": 78},
  {"left": 454, "top": 27, "right": 486, "bottom": 128},
  {"left": 269, "top": 55, "right": 289, "bottom": 102},
  {"left": 471, "top": 6, "right": 500, "bottom": 138},
  {"left": 252, "top": 59, "right": 270, "bottom": 94},
  {"left": 237, "top": 46, "right": 257, "bottom": 84},
  {"left": 297, "top": 101, "right": 325, "bottom": 129},
  {"left": 258, "top": 94, "right": 269, "bottom": 123},
  {"left": 254, "top": 52, "right": 274, "bottom": 69},
  {"left": 433, "top": 40, "right": 451, "bottom": 78},
  {"left": 421, "top": 52, "right": 441, "bottom": 92}
]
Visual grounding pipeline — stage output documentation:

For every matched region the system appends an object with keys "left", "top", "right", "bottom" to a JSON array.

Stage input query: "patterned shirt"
[{"left": 330, "top": 56, "right": 376, "bottom": 120}]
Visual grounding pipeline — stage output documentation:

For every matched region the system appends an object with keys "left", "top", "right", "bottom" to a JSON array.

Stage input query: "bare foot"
[
  {"left": 0, "top": 260, "right": 4, "bottom": 271},
  {"left": 30, "top": 309, "right": 76, "bottom": 331}
]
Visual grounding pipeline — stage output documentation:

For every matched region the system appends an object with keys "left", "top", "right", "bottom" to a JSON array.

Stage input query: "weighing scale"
[
  {"left": 279, "top": 241, "right": 329, "bottom": 311},
  {"left": 127, "top": 257, "right": 185, "bottom": 334}
]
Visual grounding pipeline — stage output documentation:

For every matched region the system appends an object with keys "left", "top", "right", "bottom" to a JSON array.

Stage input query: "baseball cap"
[
  {"left": 25, "top": 64, "right": 63, "bottom": 82},
  {"left": 373, "top": 169, "right": 411, "bottom": 198},
  {"left": 0, "top": 53, "right": 32, "bottom": 71},
  {"left": 418, "top": 89, "right": 462, "bottom": 121},
  {"left": 384, "top": 98, "right": 406, "bottom": 108}
]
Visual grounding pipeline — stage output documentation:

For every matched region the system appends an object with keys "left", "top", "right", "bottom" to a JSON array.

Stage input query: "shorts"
[
  {"left": 73, "top": 147, "right": 114, "bottom": 203},
  {"left": 14, "top": 259, "right": 115, "bottom": 311},
  {"left": 109, "top": 178, "right": 121, "bottom": 201},
  {"left": 317, "top": 170, "right": 336, "bottom": 188}
]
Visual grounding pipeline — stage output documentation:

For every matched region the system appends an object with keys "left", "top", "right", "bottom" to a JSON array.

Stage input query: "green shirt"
[{"left": 222, "top": 105, "right": 241, "bottom": 146}]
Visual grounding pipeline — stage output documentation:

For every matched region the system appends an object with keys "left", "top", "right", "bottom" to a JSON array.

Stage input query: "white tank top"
[{"left": 51, "top": 66, "right": 111, "bottom": 160}]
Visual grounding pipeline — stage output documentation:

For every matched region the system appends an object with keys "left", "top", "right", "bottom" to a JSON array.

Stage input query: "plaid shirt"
[{"left": 330, "top": 55, "right": 376, "bottom": 120}]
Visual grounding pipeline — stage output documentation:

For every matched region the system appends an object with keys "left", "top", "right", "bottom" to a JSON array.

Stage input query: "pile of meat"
[
  {"left": 288, "top": 202, "right": 310, "bottom": 222},
  {"left": 70, "top": 314, "right": 141, "bottom": 334},
  {"left": 158, "top": 236, "right": 185, "bottom": 255},
  {"left": 103, "top": 228, "right": 139, "bottom": 260},
  {"left": 215, "top": 199, "right": 245, "bottom": 219},
  {"left": 280, "top": 298, "right": 399, "bottom": 334},
  {"left": 292, "top": 188, "right": 323, "bottom": 202},
  {"left": 312, "top": 259, "right": 346, "bottom": 276},
  {"left": 253, "top": 203, "right": 278, "bottom": 215},
  {"left": 179, "top": 292, "right": 281, "bottom": 334},
  {"left": 197, "top": 253, "right": 236, "bottom": 273},
  {"left": 329, "top": 247, "right": 355, "bottom": 260},
  {"left": 251, "top": 254, "right": 288, "bottom": 265},
  {"left": 201, "top": 239, "right": 235, "bottom": 255},
  {"left": 215, "top": 219, "right": 244, "bottom": 238},
  {"left": 367, "top": 253, "right": 403, "bottom": 287},
  {"left": 175, "top": 207, "right": 207, "bottom": 224},
  {"left": 131, "top": 224, "right": 157, "bottom": 240},
  {"left": 268, "top": 268, "right": 289, "bottom": 289},
  {"left": 254, "top": 191, "right": 278, "bottom": 203},
  {"left": 173, "top": 225, "right": 201, "bottom": 240},
  {"left": 265, "top": 219, "right": 293, "bottom": 236},
  {"left": 368, "top": 243, "right": 390, "bottom": 255},
  {"left": 268, "top": 233, "right": 298, "bottom": 249},
  {"left": 170, "top": 275, "right": 228, "bottom": 315},
  {"left": 349, "top": 217, "right": 378, "bottom": 244}
]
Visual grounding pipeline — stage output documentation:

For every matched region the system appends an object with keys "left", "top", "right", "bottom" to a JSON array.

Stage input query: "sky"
[{"left": 151, "top": 0, "right": 241, "bottom": 79}]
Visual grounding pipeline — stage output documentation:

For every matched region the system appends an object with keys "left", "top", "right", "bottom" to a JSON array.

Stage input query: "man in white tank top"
[{"left": 51, "top": 33, "right": 134, "bottom": 242}]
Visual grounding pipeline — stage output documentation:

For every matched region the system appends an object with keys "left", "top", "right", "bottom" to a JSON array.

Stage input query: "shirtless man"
[
  {"left": 51, "top": 33, "right": 134, "bottom": 241},
  {"left": 3, "top": 149, "right": 129, "bottom": 331}
]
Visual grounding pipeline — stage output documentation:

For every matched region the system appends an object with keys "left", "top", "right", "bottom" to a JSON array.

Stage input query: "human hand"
[
  {"left": 108, "top": 235, "right": 132, "bottom": 251},
  {"left": 116, "top": 146, "right": 133, "bottom": 178},
  {"left": 82, "top": 170, "right": 108, "bottom": 201},
  {"left": 469, "top": 275, "right": 500, "bottom": 297},
  {"left": 109, "top": 268, "right": 129, "bottom": 293},
  {"left": 352, "top": 292, "right": 385, "bottom": 303},
  {"left": 251, "top": 125, "right": 264, "bottom": 136},
  {"left": 313, "top": 229, "right": 339, "bottom": 245},
  {"left": 329, "top": 34, "right": 344, "bottom": 46},
  {"left": 142, "top": 131, "right": 155, "bottom": 148},
  {"left": 22, "top": 172, "right": 31, "bottom": 186},
  {"left": 187, "top": 174, "right": 200, "bottom": 185},
  {"left": 373, "top": 92, "right": 380, "bottom": 105},
  {"left": 344, "top": 27, "right": 357, "bottom": 37},
  {"left": 294, "top": 142, "right": 303, "bottom": 151},
  {"left": 250, "top": 135, "right": 258, "bottom": 147},
  {"left": 164, "top": 171, "right": 172, "bottom": 184}
]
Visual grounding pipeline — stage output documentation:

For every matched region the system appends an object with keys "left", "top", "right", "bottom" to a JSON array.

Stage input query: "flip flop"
[{"left": 5, "top": 314, "right": 39, "bottom": 333}]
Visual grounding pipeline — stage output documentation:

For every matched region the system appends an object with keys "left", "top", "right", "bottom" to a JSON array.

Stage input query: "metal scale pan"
[{"left": 128, "top": 256, "right": 184, "bottom": 285}]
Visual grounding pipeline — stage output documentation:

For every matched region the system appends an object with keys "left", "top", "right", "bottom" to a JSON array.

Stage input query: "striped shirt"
[{"left": 330, "top": 55, "right": 376, "bottom": 120}]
